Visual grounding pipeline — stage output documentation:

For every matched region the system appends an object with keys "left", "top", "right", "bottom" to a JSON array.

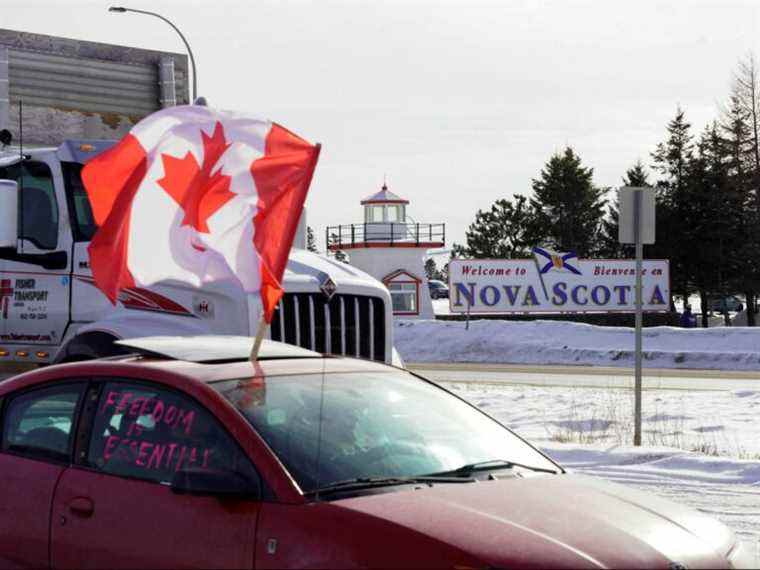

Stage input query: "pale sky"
[{"left": 5, "top": 0, "right": 760, "bottom": 250}]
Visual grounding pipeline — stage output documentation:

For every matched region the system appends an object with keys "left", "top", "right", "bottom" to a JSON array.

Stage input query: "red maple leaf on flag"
[{"left": 157, "top": 121, "right": 235, "bottom": 233}]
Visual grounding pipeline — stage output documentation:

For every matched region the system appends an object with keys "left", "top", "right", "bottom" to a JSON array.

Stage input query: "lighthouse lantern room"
[{"left": 327, "top": 183, "right": 445, "bottom": 319}]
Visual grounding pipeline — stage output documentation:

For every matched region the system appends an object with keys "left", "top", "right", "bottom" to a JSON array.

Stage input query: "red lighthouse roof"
[{"left": 360, "top": 184, "right": 409, "bottom": 205}]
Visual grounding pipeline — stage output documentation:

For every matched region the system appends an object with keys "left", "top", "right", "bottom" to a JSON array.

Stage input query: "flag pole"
[
  {"left": 532, "top": 256, "right": 549, "bottom": 301},
  {"left": 250, "top": 315, "right": 269, "bottom": 361}
]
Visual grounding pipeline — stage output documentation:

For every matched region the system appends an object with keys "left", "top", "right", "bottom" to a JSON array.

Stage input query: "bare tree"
[
  {"left": 732, "top": 54, "right": 760, "bottom": 174},
  {"left": 723, "top": 54, "right": 760, "bottom": 325}
]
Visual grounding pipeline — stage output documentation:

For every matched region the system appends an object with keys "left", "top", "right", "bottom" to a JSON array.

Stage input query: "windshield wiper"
[
  {"left": 426, "top": 459, "right": 559, "bottom": 477},
  {"left": 309, "top": 475, "right": 476, "bottom": 497}
]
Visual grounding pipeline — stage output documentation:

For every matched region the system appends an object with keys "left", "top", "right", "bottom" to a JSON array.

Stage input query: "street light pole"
[{"left": 109, "top": 6, "right": 197, "bottom": 102}]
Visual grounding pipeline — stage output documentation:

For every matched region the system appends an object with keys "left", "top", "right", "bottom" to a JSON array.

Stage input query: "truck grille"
[{"left": 269, "top": 293, "right": 387, "bottom": 362}]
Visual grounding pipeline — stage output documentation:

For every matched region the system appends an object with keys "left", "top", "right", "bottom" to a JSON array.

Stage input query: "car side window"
[
  {"left": 87, "top": 382, "right": 259, "bottom": 487},
  {"left": 2, "top": 384, "right": 84, "bottom": 462}
]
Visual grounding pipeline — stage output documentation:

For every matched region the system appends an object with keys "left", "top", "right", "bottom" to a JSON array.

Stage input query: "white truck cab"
[{"left": 0, "top": 140, "right": 394, "bottom": 365}]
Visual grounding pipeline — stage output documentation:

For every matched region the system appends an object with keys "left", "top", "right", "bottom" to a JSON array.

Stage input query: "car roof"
[
  {"left": 162, "top": 355, "right": 395, "bottom": 384},
  {"left": 114, "top": 335, "right": 396, "bottom": 383},
  {"left": 115, "top": 335, "right": 321, "bottom": 363},
  {"left": 0, "top": 336, "right": 398, "bottom": 393}
]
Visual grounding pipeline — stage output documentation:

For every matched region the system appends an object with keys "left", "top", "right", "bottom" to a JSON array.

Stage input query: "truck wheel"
[{"left": 56, "top": 332, "right": 127, "bottom": 363}]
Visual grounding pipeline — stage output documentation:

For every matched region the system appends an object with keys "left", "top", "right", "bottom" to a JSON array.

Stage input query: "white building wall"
[{"left": 348, "top": 247, "right": 434, "bottom": 319}]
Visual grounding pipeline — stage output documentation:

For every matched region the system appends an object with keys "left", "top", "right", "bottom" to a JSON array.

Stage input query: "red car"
[{"left": 0, "top": 336, "right": 753, "bottom": 569}]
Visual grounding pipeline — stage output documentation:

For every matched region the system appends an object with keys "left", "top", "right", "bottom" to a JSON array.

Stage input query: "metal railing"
[{"left": 326, "top": 222, "right": 445, "bottom": 249}]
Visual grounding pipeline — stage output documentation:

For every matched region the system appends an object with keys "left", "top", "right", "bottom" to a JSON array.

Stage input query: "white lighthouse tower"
[{"left": 327, "top": 183, "right": 445, "bottom": 319}]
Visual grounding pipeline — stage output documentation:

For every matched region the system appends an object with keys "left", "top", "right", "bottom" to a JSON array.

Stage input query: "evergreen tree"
[
  {"left": 528, "top": 147, "right": 606, "bottom": 256},
  {"left": 651, "top": 107, "right": 694, "bottom": 186},
  {"left": 688, "top": 123, "right": 738, "bottom": 326},
  {"left": 306, "top": 226, "right": 318, "bottom": 253},
  {"left": 424, "top": 258, "right": 439, "bottom": 280},
  {"left": 598, "top": 161, "right": 650, "bottom": 258},
  {"left": 649, "top": 107, "right": 695, "bottom": 308},
  {"left": 452, "top": 194, "right": 531, "bottom": 258},
  {"left": 327, "top": 233, "right": 348, "bottom": 263},
  {"left": 440, "top": 261, "right": 449, "bottom": 282},
  {"left": 623, "top": 161, "right": 651, "bottom": 187}
]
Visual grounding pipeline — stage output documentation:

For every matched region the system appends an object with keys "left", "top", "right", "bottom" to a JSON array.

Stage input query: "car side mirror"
[
  {"left": 170, "top": 467, "right": 260, "bottom": 500},
  {"left": 0, "top": 180, "right": 18, "bottom": 248}
]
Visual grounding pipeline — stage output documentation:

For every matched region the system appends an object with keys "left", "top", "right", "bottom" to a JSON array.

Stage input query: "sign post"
[
  {"left": 633, "top": 190, "right": 643, "bottom": 446},
  {"left": 618, "top": 187, "right": 656, "bottom": 447}
]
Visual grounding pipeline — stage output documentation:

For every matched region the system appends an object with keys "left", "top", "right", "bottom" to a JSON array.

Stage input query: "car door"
[
  {"left": 0, "top": 158, "right": 72, "bottom": 350},
  {"left": 50, "top": 379, "right": 261, "bottom": 570},
  {"left": 0, "top": 382, "right": 87, "bottom": 569}
]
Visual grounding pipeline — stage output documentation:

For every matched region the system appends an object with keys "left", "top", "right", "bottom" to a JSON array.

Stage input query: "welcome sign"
[{"left": 449, "top": 257, "right": 670, "bottom": 313}]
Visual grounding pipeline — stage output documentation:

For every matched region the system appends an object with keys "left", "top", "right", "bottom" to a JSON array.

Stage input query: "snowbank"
[{"left": 395, "top": 319, "right": 760, "bottom": 370}]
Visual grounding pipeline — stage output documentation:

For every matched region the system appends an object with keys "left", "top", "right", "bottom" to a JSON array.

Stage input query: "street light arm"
[{"left": 109, "top": 6, "right": 197, "bottom": 102}]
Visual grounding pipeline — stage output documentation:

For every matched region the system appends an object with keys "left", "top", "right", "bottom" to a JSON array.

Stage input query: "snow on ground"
[
  {"left": 396, "top": 319, "right": 760, "bottom": 370},
  {"left": 432, "top": 298, "right": 452, "bottom": 315},
  {"left": 448, "top": 381, "right": 760, "bottom": 546},
  {"left": 448, "top": 381, "right": 760, "bottom": 547},
  {"left": 447, "top": 381, "right": 760, "bottom": 463}
]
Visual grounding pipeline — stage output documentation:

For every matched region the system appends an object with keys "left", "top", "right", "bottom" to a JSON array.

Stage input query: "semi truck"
[{"left": 0, "top": 139, "right": 395, "bottom": 365}]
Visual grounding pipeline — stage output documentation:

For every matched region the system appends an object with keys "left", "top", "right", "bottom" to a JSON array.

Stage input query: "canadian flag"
[{"left": 82, "top": 105, "right": 320, "bottom": 323}]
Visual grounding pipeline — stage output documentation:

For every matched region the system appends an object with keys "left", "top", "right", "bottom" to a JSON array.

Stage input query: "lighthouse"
[{"left": 326, "top": 183, "right": 445, "bottom": 319}]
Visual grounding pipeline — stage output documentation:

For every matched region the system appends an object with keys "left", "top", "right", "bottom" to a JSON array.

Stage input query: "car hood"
[{"left": 334, "top": 473, "right": 733, "bottom": 569}]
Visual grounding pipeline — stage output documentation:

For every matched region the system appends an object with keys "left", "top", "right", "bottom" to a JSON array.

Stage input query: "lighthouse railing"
[{"left": 325, "top": 223, "right": 445, "bottom": 249}]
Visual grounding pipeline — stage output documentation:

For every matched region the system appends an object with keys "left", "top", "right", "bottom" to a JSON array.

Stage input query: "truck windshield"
[
  {"left": 214, "top": 370, "right": 559, "bottom": 494},
  {"left": 61, "top": 162, "right": 98, "bottom": 242}
]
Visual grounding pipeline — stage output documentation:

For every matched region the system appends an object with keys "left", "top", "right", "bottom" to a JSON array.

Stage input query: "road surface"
[{"left": 408, "top": 362, "right": 760, "bottom": 391}]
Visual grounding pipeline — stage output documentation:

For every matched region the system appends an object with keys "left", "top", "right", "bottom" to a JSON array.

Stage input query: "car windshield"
[{"left": 214, "top": 370, "right": 558, "bottom": 493}]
